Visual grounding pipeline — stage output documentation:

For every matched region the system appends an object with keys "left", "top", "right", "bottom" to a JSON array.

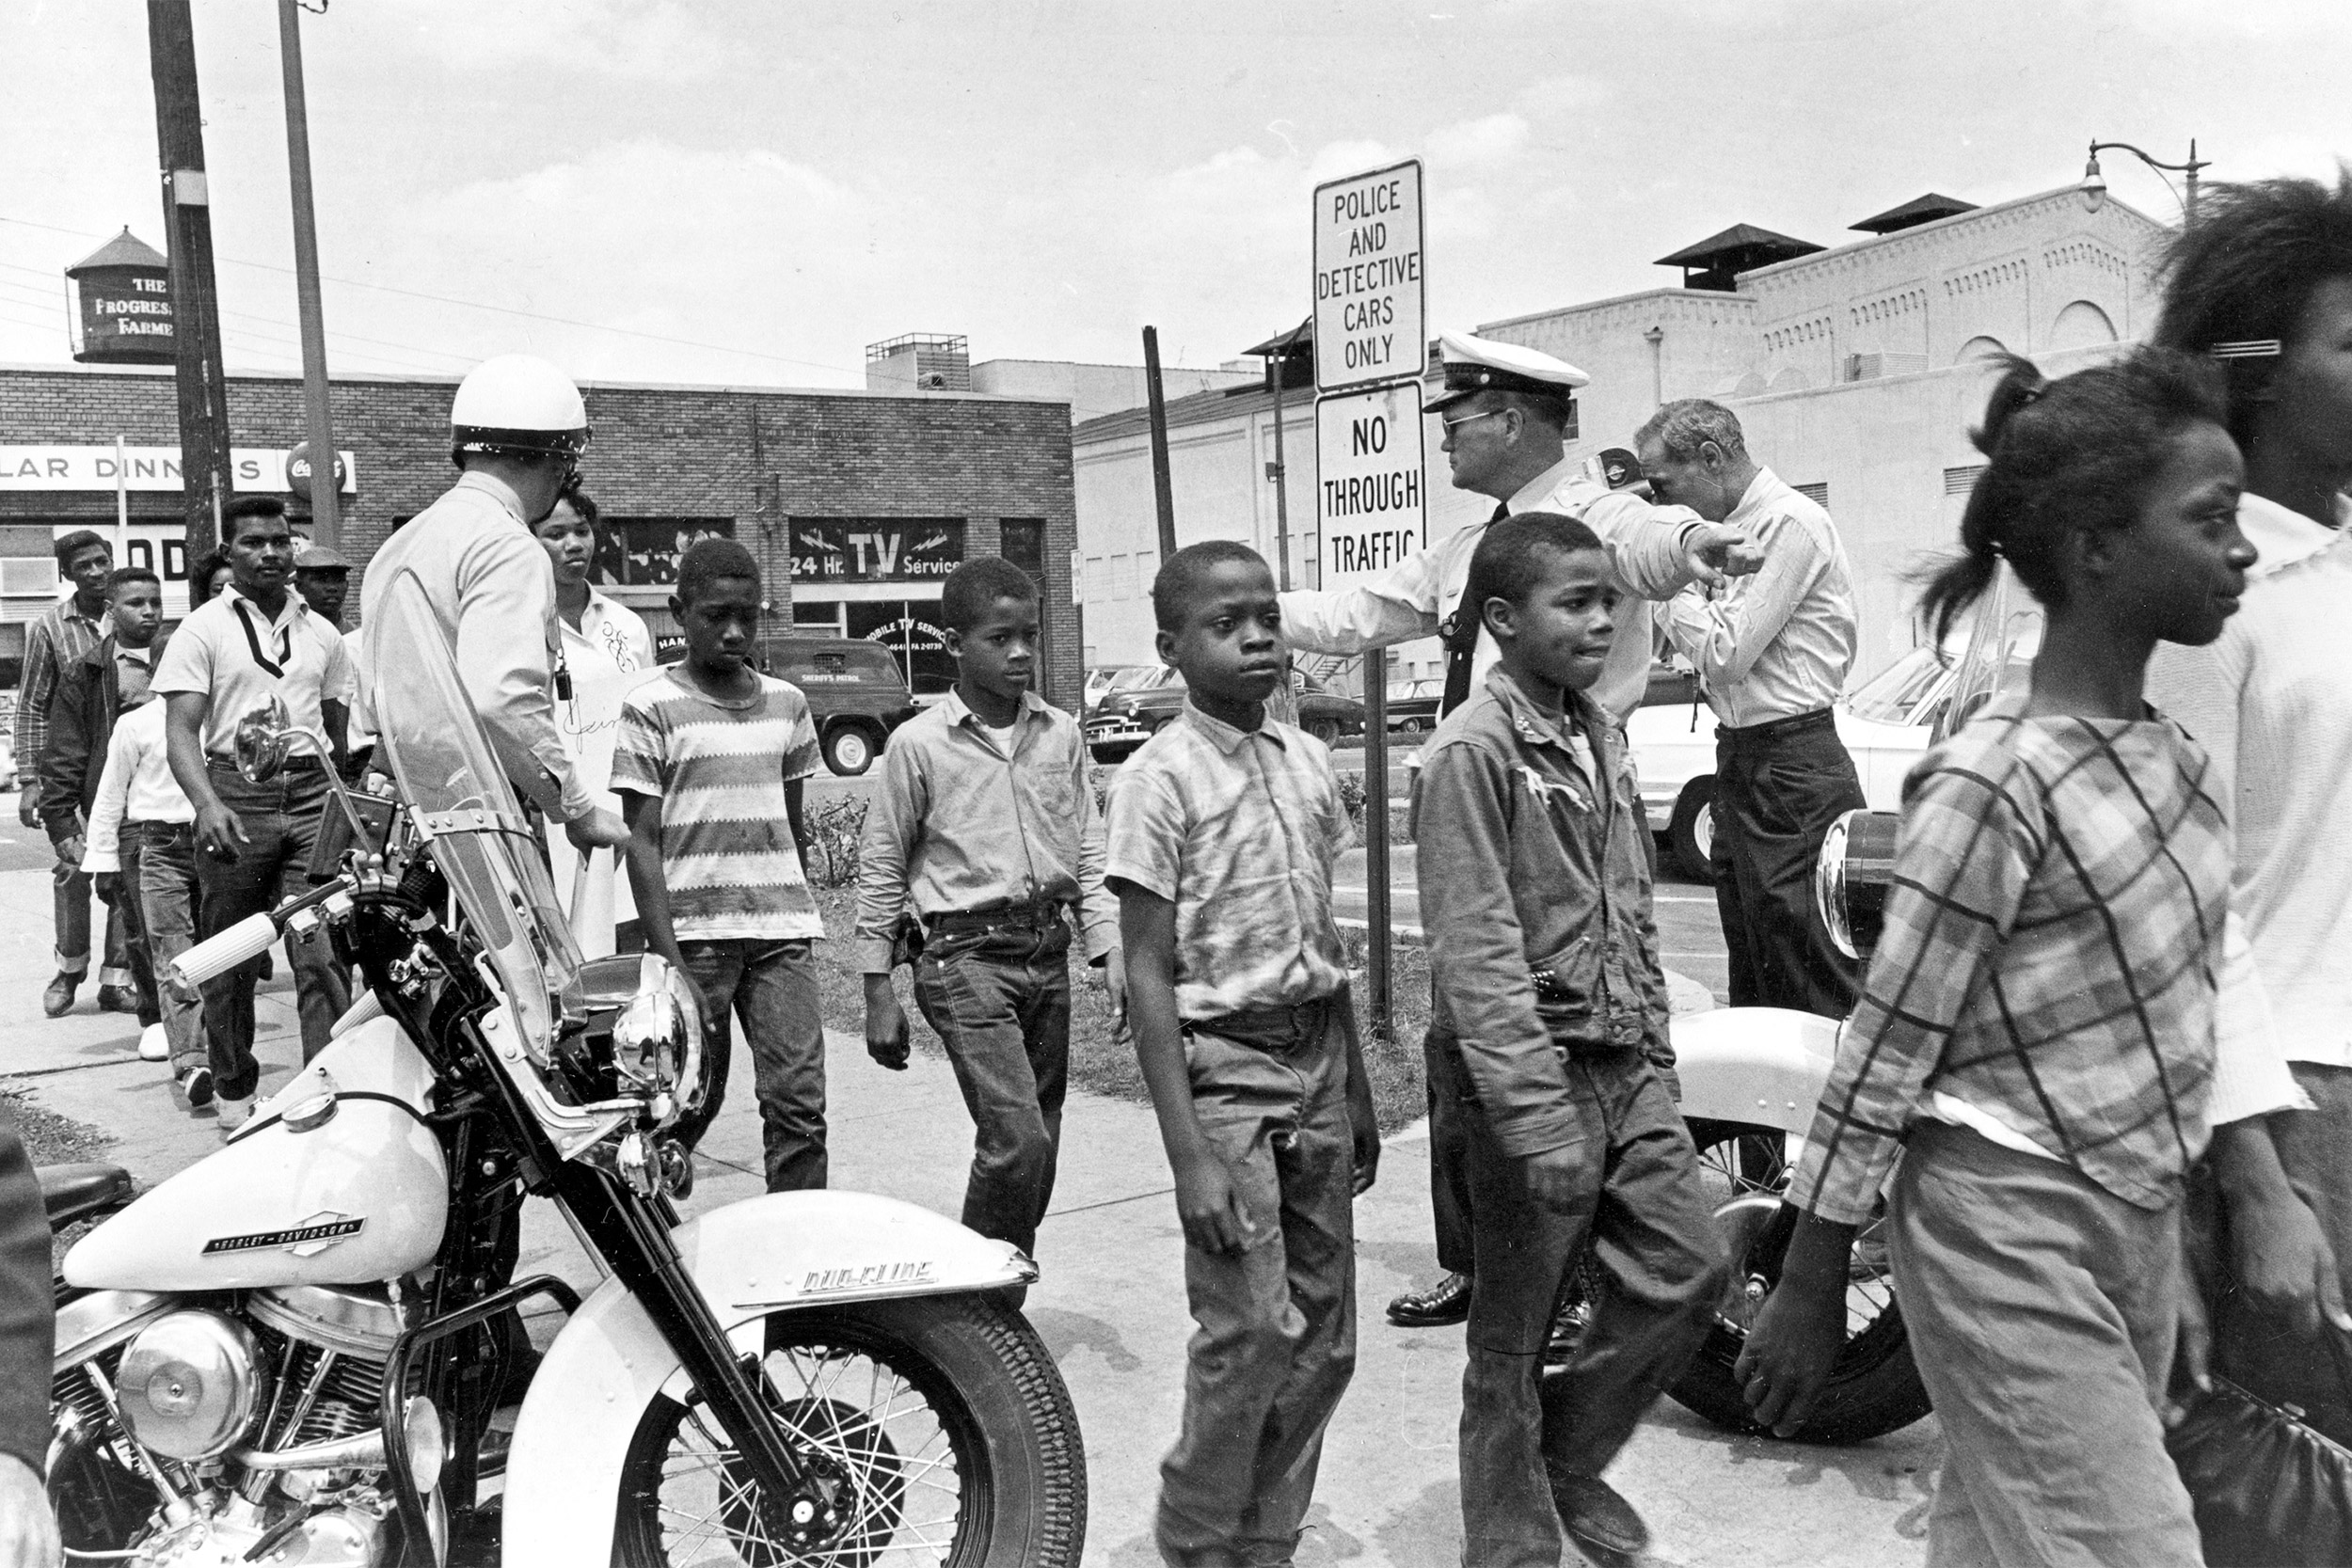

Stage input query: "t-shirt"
[
  {"left": 152, "top": 589, "right": 354, "bottom": 758},
  {"left": 610, "top": 669, "right": 824, "bottom": 942}
]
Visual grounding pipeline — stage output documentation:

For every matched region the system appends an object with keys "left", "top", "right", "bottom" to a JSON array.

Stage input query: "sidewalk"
[{"left": 2, "top": 865, "right": 1933, "bottom": 1566}]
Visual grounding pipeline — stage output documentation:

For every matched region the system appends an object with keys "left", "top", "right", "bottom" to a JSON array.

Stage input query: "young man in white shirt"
[
  {"left": 2145, "top": 169, "right": 2352, "bottom": 1445},
  {"left": 155, "top": 497, "right": 354, "bottom": 1132},
  {"left": 78, "top": 648, "right": 203, "bottom": 1101}
]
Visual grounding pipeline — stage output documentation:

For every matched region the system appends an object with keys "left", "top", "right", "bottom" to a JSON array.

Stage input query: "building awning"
[{"left": 1850, "top": 193, "right": 1979, "bottom": 234}]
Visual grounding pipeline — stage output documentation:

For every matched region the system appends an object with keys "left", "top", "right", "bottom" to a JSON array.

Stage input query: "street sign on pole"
[
  {"left": 1313, "top": 380, "right": 1427, "bottom": 589},
  {"left": 1311, "top": 159, "right": 1424, "bottom": 395}
]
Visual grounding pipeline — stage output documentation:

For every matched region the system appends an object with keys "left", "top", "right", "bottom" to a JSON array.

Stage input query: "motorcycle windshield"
[
  {"left": 368, "top": 571, "right": 585, "bottom": 1059},
  {"left": 1933, "top": 562, "right": 2043, "bottom": 744}
]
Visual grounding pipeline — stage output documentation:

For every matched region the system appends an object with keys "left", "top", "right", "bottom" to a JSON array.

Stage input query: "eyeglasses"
[{"left": 1440, "top": 408, "right": 1505, "bottom": 434}]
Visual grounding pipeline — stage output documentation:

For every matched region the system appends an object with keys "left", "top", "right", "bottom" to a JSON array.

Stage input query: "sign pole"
[
  {"left": 276, "top": 0, "right": 340, "bottom": 550},
  {"left": 113, "top": 436, "right": 129, "bottom": 562},
  {"left": 145, "top": 0, "right": 234, "bottom": 566},
  {"left": 1267, "top": 350, "right": 1292, "bottom": 591},
  {"left": 1142, "top": 325, "right": 1178, "bottom": 561},
  {"left": 1363, "top": 653, "right": 1391, "bottom": 1034}
]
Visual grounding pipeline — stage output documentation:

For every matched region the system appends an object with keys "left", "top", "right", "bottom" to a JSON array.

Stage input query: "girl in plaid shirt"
[{"left": 1740, "top": 350, "right": 2269, "bottom": 1567}]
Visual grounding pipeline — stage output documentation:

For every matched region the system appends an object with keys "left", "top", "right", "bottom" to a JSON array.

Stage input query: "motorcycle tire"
[
  {"left": 613, "top": 1291, "right": 1086, "bottom": 1567},
  {"left": 1664, "top": 1117, "right": 1932, "bottom": 1447}
]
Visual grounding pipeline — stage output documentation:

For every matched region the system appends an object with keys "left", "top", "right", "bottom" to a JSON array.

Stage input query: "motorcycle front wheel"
[
  {"left": 1664, "top": 1117, "right": 1932, "bottom": 1447},
  {"left": 613, "top": 1291, "right": 1086, "bottom": 1567}
]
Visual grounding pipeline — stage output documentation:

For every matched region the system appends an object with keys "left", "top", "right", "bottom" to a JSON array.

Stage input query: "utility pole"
[
  {"left": 277, "top": 0, "right": 340, "bottom": 548},
  {"left": 1142, "top": 325, "right": 1178, "bottom": 560},
  {"left": 146, "top": 0, "right": 233, "bottom": 568},
  {"left": 1265, "top": 345, "right": 1292, "bottom": 591}
]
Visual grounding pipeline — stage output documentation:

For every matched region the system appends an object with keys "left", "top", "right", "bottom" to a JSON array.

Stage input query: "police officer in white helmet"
[{"left": 358, "top": 355, "right": 629, "bottom": 852}]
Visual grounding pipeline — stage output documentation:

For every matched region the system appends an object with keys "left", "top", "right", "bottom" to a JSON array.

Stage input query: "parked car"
[
  {"left": 1386, "top": 678, "right": 1445, "bottom": 733},
  {"left": 1627, "top": 637, "right": 2008, "bottom": 881},
  {"left": 1085, "top": 667, "right": 1366, "bottom": 761},
  {"left": 1084, "top": 664, "right": 1152, "bottom": 712},
  {"left": 656, "top": 636, "right": 919, "bottom": 776}
]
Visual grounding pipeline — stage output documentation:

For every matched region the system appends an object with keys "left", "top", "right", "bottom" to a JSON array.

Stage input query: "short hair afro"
[
  {"left": 675, "top": 535, "right": 760, "bottom": 605},
  {"left": 1151, "top": 540, "right": 1271, "bottom": 633},
  {"left": 940, "top": 557, "right": 1040, "bottom": 632}
]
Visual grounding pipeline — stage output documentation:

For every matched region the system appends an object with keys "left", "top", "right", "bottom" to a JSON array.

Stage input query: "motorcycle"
[{"left": 44, "top": 570, "right": 1088, "bottom": 1567}]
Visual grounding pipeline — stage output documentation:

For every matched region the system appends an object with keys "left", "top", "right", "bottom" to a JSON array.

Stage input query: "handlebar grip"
[{"left": 168, "top": 913, "right": 279, "bottom": 990}]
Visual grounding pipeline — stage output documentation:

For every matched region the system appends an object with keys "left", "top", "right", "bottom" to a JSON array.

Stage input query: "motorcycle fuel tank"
[{"left": 64, "top": 1016, "right": 449, "bottom": 1292}]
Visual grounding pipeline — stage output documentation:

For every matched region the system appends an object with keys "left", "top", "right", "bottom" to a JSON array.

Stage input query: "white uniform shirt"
[
  {"left": 1656, "top": 467, "right": 1858, "bottom": 728},
  {"left": 2146, "top": 491, "right": 2352, "bottom": 1069},
  {"left": 1279, "top": 456, "right": 1708, "bottom": 721},
  {"left": 78, "top": 700, "right": 194, "bottom": 875},
  {"left": 151, "top": 587, "right": 353, "bottom": 757},
  {"left": 358, "top": 472, "right": 590, "bottom": 821}
]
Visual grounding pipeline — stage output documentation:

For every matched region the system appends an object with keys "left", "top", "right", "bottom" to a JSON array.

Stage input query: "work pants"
[
  {"left": 2210, "top": 1060, "right": 2352, "bottom": 1446},
  {"left": 1710, "top": 710, "right": 1865, "bottom": 1015},
  {"left": 195, "top": 765, "right": 348, "bottom": 1101},
  {"left": 1156, "top": 1006, "right": 1357, "bottom": 1568},
  {"left": 1456, "top": 1044, "right": 1720, "bottom": 1567},
  {"left": 1893, "top": 1120, "right": 2201, "bottom": 1568},
  {"left": 1424, "top": 1024, "right": 1477, "bottom": 1276},
  {"left": 133, "top": 821, "right": 209, "bottom": 1077},
  {"left": 53, "top": 859, "right": 131, "bottom": 988},
  {"left": 912, "top": 919, "right": 1072, "bottom": 1258},
  {"left": 673, "top": 937, "right": 826, "bottom": 1192}
]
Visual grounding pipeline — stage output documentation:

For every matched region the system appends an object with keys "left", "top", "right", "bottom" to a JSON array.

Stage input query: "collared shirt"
[
  {"left": 2146, "top": 490, "right": 2352, "bottom": 1069},
  {"left": 1788, "top": 696, "right": 2227, "bottom": 1227},
  {"left": 1279, "top": 455, "right": 1709, "bottom": 720},
  {"left": 12, "top": 595, "right": 104, "bottom": 806},
  {"left": 113, "top": 644, "right": 152, "bottom": 708},
  {"left": 78, "top": 700, "right": 193, "bottom": 874},
  {"left": 610, "top": 670, "right": 825, "bottom": 942},
  {"left": 358, "top": 471, "right": 591, "bottom": 821},
  {"left": 852, "top": 687, "right": 1119, "bottom": 973},
  {"left": 1413, "top": 666, "right": 1671, "bottom": 1157},
  {"left": 1104, "top": 701, "right": 1355, "bottom": 1019},
  {"left": 548, "top": 592, "right": 656, "bottom": 956},
  {"left": 1657, "top": 467, "right": 1857, "bottom": 728},
  {"left": 151, "top": 587, "right": 353, "bottom": 758}
]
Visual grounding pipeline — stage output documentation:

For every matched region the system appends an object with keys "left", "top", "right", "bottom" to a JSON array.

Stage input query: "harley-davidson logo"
[{"left": 201, "top": 1212, "right": 366, "bottom": 1257}]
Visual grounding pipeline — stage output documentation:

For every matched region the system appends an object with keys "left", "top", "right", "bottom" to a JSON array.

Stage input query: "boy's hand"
[
  {"left": 1104, "top": 956, "right": 1130, "bottom": 1037},
  {"left": 2229, "top": 1181, "right": 2351, "bottom": 1338},
  {"left": 864, "top": 976, "right": 912, "bottom": 1070},
  {"left": 566, "top": 805, "right": 631, "bottom": 851},
  {"left": 1347, "top": 1074, "right": 1380, "bottom": 1195},
  {"left": 95, "top": 870, "right": 123, "bottom": 905},
  {"left": 2164, "top": 1271, "right": 2213, "bottom": 1429},
  {"left": 1733, "top": 1211, "right": 1858, "bottom": 1437},
  {"left": 194, "top": 800, "right": 250, "bottom": 863},
  {"left": 1173, "top": 1152, "right": 1255, "bottom": 1255},
  {"left": 15, "top": 792, "right": 38, "bottom": 829}
]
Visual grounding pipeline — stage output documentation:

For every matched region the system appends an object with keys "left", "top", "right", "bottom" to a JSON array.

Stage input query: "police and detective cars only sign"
[{"left": 1311, "top": 159, "right": 1424, "bottom": 396}]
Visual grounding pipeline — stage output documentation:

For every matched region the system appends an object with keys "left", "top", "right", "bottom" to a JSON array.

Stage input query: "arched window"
[
  {"left": 1954, "top": 334, "right": 2008, "bottom": 365},
  {"left": 2049, "top": 301, "right": 2117, "bottom": 351}
]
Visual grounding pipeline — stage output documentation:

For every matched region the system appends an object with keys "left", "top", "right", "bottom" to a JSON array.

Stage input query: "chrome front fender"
[
  {"left": 500, "top": 1189, "right": 1030, "bottom": 1566},
  {"left": 1670, "top": 1006, "right": 1843, "bottom": 1137}
]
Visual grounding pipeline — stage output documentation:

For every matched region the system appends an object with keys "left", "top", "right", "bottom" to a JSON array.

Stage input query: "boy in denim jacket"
[{"left": 1414, "top": 513, "right": 1722, "bottom": 1568}]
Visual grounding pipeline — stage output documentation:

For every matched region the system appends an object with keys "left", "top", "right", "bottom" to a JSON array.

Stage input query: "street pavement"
[{"left": 0, "top": 851, "right": 1937, "bottom": 1566}]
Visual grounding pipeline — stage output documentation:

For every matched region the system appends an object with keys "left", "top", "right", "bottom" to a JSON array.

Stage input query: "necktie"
[{"left": 1438, "top": 502, "right": 1510, "bottom": 718}]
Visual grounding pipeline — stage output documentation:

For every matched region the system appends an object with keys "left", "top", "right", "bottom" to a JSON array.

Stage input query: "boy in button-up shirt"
[
  {"left": 1107, "top": 541, "right": 1376, "bottom": 1568},
  {"left": 1415, "top": 513, "right": 1721, "bottom": 1568},
  {"left": 855, "top": 559, "right": 1122, "bottom": 1272}
]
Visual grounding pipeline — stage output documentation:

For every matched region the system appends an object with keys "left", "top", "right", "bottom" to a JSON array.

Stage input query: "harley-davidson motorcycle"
[{"left": 42, "top": 572, "right": 1087, "bottom": 1566}]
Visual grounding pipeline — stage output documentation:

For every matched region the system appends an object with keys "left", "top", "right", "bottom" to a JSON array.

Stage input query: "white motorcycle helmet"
[{"left": 449, "top": 354, "right": 592, "bottom": 466}]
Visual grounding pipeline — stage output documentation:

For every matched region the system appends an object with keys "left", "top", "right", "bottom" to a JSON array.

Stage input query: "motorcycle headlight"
[{"left": 612, "top": 956, "right": 704, "bottom": 1121}]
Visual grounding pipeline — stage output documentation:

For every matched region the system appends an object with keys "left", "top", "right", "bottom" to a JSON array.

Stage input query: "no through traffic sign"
[{"left": 1314, "top": 381, "right": 1426, "bottom": 590}]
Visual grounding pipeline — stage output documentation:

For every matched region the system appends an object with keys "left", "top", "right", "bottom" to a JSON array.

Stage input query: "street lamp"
[{"left": 2080, "top": 137, "right": 2209, "bottom": 227}]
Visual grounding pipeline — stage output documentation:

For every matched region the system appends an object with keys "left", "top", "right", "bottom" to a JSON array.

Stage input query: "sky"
[{"left": 3, "top": 0, "right": 2350, "bottom": 396}]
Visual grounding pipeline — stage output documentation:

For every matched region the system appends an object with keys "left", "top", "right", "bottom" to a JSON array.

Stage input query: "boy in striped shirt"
[{"left": 612, "top": 539, "right": 828, "bottom": 1189}]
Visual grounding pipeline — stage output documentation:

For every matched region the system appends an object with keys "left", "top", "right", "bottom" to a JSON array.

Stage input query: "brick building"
[{"left": 0, "top": 363, "right": 1083, "bottom": 707}]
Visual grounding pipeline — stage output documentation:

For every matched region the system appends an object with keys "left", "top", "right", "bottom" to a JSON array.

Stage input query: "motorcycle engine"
[{"left": 52, "top": 1283, "right": 442, "bottom": 1568}]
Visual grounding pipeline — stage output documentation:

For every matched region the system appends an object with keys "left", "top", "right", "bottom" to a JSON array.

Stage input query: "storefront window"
[
  {"left": 593, "top": 517, "right": 736, "bottom": 585},
  {"left": 847, "top": 601, "right": 954, "bottom": 698}
]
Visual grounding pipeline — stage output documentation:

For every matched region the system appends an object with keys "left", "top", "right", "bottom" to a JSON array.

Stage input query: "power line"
[{"left": 0, "top": 213, "right": 868, "bottom": 381}]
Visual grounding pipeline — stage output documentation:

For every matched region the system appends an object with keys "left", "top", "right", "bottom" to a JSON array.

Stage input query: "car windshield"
[
  {"left": 1844, "top": 645, "right": 1953, "bottom": 726},
  {"left": 1112, "top": 667, "right": 1167, "bottom": 693},
  {"left": 368, "top": 571, "right": 583, "bottom": 1055}
]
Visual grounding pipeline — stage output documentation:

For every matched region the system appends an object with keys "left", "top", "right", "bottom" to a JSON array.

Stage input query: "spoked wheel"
[
  {"left": 1664, "top": 1117, "right": 1931, "bottom": 1445},
  {"left": 614, "top": 1294, "right": 1085, "bottom": 1566}
]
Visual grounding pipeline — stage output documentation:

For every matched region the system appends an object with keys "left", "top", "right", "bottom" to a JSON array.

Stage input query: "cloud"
[
  {"left": 1426, "top": 113, "right": 1531, "bottom": 168},
  {"left": 394, "top": 0, "right": 724, "bottom": 81}
]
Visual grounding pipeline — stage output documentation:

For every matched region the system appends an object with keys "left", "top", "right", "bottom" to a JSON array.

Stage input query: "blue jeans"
[
  {"left": 53, "top": 859, "right": 130, "bottom": 986},
  {"left": 913, "top": 923, "right": 1072, "bottom": 1257},
  {"left": 1155, "top": 1000, "right": 1358, "bottom": 1568},
  {"left": 195, "top": 764, "right": 349, "bottom": 1101},
  {"left": 675, "top": 938, "right": 826, "bottom": 1193},
  {"left": 133, "top": 822, "right": 208, "bottom": 1076}
]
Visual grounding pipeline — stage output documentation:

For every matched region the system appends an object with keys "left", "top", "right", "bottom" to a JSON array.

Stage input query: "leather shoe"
[
  {"left": 97, "top": 984, "right": 140, "bottom": 1015},
  {"left": 1386, "top": 1271, "right": 1471, "bottom": 1327},
  {"left": 1549, "top": 1472, "right": 1650, "bottom": 1563},
  {"left": 42, "top": 973, "right": 79, "bottom": 1018}
]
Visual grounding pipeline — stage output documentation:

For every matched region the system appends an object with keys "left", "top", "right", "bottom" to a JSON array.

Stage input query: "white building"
[{"left": 1073, "top": 182, "right": 2169, "bottom": 681}]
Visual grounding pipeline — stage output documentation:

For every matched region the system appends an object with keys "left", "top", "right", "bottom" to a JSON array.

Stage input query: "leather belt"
[
  {"left": 1718, "top": 706, "right": 1836, "bottom": 746},
  {"left": 1185, "top": 993, "right": 1339, "bottom": 1053}
]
